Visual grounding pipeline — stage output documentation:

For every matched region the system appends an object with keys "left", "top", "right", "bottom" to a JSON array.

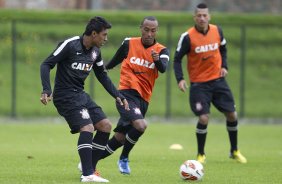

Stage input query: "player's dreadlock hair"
[
  {"left": 84, "top": 16, "right": 112, "bottom": 36},
  {"left": 140, "top": 16, "right": 158, "bottom": 26}
]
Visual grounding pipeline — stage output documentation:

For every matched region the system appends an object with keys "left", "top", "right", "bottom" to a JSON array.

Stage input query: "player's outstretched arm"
[{"left": 95, "top": 69, "right": 129, "bottom": 110}]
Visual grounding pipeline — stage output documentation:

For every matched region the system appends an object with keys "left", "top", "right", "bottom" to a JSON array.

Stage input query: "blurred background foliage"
[{"left": 0, "top": 10, "right": 281, "bottom": 118}]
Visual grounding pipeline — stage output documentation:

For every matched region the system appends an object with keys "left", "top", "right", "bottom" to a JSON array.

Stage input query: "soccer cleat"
[
  {"left": 118, "top": 158, "right": 131, "bottom": 174},
  {"left": 230, "top": 150, "right": 247, "bottom": 163},
  {"left": 94, "top": 170, "right": 101, "bottom": 177},
  {"left": 78, "top": 162, "right": 101, "bottom": 176},
  {"left": 80, "top": 174, "right": 109, "bottom": 183},
  {"left": 197, "top": 154, "right": 206, "bottom": 164}
]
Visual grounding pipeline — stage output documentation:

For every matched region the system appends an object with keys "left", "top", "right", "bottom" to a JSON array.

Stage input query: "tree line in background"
[
  {"left": 0, "top": 10, "right": 282, "bottom": 118},
  {"left": 0, "top": 0, "right": 281, "bottom": 14}
]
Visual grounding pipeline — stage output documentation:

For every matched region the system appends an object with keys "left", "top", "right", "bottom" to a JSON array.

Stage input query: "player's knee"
[
  {"left": 103, "top": 120, "right": 112, "bottom": 131},
  {"left": 114, "top": 133, "right": 126, "bottom": 144},
  {"left": 138, "top": 123, "right": 147, "bottom": 132},
  {"left": 199, "top": 114, "right": 209, "bottom": 125},
  {"left": 95, "top": 119, "right": 112, "bottom": 132},
  {"left": 80, "top": 123, "right": 95, "bottom": 133},
  {"left": 133, "top": 119, "right": 147, "bottom": 132},
  {"left": 225, "top": 112, "right": 237, "bottom": 122}
]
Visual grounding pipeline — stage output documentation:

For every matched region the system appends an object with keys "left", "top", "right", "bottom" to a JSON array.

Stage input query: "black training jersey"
[{"left": 41, "top": 36, "right": 121, "bottom": 99}]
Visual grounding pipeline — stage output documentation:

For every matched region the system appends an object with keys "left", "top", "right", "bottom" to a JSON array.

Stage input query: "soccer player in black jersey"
[{"left": 40, "top": 16, "right": 129, "bottom": 183}]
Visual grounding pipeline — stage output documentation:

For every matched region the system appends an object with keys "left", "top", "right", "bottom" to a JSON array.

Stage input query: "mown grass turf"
[{"left": 0, "top": 119, "right": 281, "bottom": 184}]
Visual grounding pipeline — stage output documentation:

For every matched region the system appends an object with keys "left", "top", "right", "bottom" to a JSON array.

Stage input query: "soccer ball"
[{"left": 179, "top": 160, "right": 204, "bottom": 181}]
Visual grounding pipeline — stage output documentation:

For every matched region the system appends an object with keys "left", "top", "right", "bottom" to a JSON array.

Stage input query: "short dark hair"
[
  {"left": 84, "top": 16, "right": 112, "bottom": 35},
  {"left": 140, "top": 16, "right": 158, "bottom": 26},
  {"left": 197, "top": 3, "right": 208, "bottom": 9}
]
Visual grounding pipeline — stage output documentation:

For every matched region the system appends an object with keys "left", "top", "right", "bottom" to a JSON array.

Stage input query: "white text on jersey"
[
  {"left": 130, "top": 57, "right": 155, "bottom": 69},
  {"left": 195, "top": 43, "right": 218, "bottom": 53},
  {"left": 71, "top": 62, "right": 93, "bottom": 71}
]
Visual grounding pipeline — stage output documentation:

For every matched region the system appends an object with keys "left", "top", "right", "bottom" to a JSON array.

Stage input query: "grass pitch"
[{"left": 0, "top": 119, "right": 281, "bottom": 184}]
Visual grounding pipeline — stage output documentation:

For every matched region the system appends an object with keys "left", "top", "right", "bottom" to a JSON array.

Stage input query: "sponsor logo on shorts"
[
  {"left": 195, "top": 102, "right": 203, "bottom": 111},
  {"left": 80, "top": 109, "right": 90, "bottom": 119},
  {"left": 133, "top": 107, "right": 141, "bottom": 115}
]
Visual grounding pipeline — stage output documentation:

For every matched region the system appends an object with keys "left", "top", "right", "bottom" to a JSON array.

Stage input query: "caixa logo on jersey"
[
  {"left": 130, "top": 56, "right": 155, "bottom": 69},
  {"left": 195, "top": 43, "right": 218, "bottom": 53},
  {"left": 71, "top": 62, "right": 93, "bottom": 71}
]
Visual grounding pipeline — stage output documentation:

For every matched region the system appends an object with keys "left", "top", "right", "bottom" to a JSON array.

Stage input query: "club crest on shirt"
[
  {"left": 195, "top": 102, "right": 203, "bottom": 112},
  {"left": 92, "top": 51, "right": 97, "bottom": 61},
  {"left": 133, "top": 107, "right": 141, "bottom": 115},
  {"left": 80, "top": 109, "right": 90, "bottom": 119}
]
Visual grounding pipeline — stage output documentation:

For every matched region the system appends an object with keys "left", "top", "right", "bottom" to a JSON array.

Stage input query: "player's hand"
[
  {"left": 178, "top": 80, "right": 188, "bottom": 92},
  {"left": 40, "top": 93, "right": 52, "bottom": 105},
  {"left": 220, "top": 68, "right": 228, "bottom": 77},
  {"left": 151, "top": 49, "right": 159, "bottom": 61},
  {"left": 116, "top": 97, "right": 130, "bottom": 111}
]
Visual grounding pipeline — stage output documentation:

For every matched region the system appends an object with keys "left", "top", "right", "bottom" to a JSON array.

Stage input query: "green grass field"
[{"left": 0, "top": 119, "right": 281, "bottom": 184}]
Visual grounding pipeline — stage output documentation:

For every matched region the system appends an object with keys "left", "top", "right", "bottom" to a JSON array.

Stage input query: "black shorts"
[
  {"left": 113, "top": 90, "right": 149, "bottom": 134},
  {"left": 189, "top": 78, "right": 236, "bottom": 116},
  {"left": 53, "top": 91, "right": 107, "bottom": 134}
]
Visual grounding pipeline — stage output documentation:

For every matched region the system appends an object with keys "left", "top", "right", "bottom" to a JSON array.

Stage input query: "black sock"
[
  {"left": 100, "top": 136, "right": 123, "bottom": 159},
  {"left": 91, "top": 131, "right": 110, "bottom": 171},
  {"left": 120, "top": 127, "right": 143, "bottom": 159},
  {"left": 196, "top": 122, "right": 207, "bottom": 155},
  {"left": 78, "top": 131, "right": 93, "bottom": 176},
  {"left": 226, "top": 120, "right": 238, "bottom": 152}
]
